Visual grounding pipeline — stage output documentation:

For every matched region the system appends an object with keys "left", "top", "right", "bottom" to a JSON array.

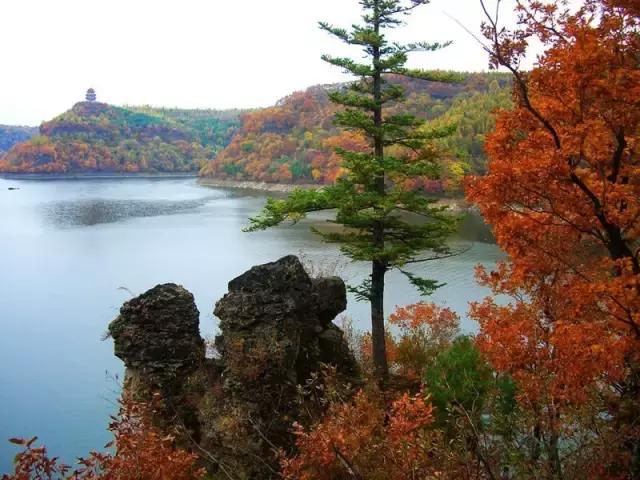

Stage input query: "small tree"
[
  {"left": 85, "top": 88, "right": 97, "bottom": 102},
  {"left": 246, "top": 0, "right": 460, "bottom": 379}
]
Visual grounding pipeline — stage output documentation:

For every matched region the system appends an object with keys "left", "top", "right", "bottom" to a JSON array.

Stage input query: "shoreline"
[
  {"left": 197, "top": 177, "right": 322, "bottom": 193},
  {"left": 1, "top": 172, "right": 473, "bottom": 211},
  {"left": 198, "top": 177, "right": 471, "bottom": 211},
  {"left": 0, "top": 172, "right": 198, "bottom": 180}
]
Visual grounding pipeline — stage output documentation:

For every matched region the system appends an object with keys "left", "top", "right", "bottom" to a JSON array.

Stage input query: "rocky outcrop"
[
  {"left": 109, "top": 284, "right": 206, "bottom": 444},
  {"left": 108, "top": 255, "right": 358, "bottom": 479},
  {"left": 109, "top": 283, "right": 204, "bottom": 378},
  {"left": 214, "top": 255, "right": 357, "bottom": 383}
]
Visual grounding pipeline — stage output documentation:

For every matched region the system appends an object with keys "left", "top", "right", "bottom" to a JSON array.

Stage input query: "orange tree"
[
  {"left": 466, "top": 0, "right": 640, "bottom": 475},
  {"left": 471, "top": 264, "right": 629, "bottom": 478}
]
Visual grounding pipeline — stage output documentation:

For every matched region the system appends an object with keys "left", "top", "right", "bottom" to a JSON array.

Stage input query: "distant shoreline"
[
  {"left": 199, "top": 177, "right": 472, "bottom": 211},
  {"left": 0, "top": 172, "right": 199, "bottom": 180},
  {"left": 1, "top": 173, "right": 473, "bottom": 211},
  {"left": 198, "top": 177, "right": 322, "bottom": 193}
]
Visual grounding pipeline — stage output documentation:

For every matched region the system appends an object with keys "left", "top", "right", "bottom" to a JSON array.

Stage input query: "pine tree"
[{"left": 246, "top": 0, "right": 460, "bottom": 379}]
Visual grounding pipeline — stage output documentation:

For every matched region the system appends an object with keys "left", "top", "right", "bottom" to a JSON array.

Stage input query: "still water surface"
[{"left": 0, "top": 176, "right": 502, "bottom": 472}]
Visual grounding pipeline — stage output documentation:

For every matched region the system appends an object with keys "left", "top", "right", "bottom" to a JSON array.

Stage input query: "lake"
[{"left": 0, "top": 176, "right": 502, "bottom": 473}]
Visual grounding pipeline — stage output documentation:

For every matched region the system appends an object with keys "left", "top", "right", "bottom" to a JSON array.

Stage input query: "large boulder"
[
  {"left": 109, "top": 283, "right": 204, "bottom": 378},
  {"left": 214, "top": 255, "right": 355, "bottom": 381},
  {"left": 108, "top": 284, "right": 207, "bottom": 445}
]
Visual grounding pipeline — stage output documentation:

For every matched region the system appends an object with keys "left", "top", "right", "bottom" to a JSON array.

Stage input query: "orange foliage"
[
  {"left": 467, "top": 0, "right": 640, "bottom": 360},
  {"left": 358, "top": 303, "right": 460, "bottom": 384},
  {"left": 280, "top": 390, "right": 440, "bottom": 480},
  {"left": 320, "top": 131, "right": 368, "bottom": 183},
  {"left": 388, "top": 303, "right": 459, "bottom": 382},
  {"left": 389, "top": 302, "right": 459, "bottom": 335},
  {"left": 471, "top": 263, "right": 627, "bottom": 405},
  {"left": 202, "top": 88, "right": 337, "bottom": 183},
  {"left": 466, "top": 0, "right": 640, "bottom": 474},
  {"left": 2, "top": 397, "right": 205, "bottom": 480},
  {"left": 201, "top": 75, "right": 503, "bottom": 187}
]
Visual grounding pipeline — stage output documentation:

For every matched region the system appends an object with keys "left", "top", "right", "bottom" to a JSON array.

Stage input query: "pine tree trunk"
[
  {"left": 369, "top": 1, "right": 389, "bottom": 381},
  {"left": 371, "top": 258, "right": 388, "bottom": 380}
]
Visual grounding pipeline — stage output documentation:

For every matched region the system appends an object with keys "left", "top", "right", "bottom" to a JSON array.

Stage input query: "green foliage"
[
  {"left": 400, "top": 269, "right": 445, "bottom": 296},
  {"left": 222, "top": 163, "right": 244, "bottom": 177},
  {"left": 423, "top": 337, "right": 493, "bottom": 427},
  {"left": 241, "top": 140, "right": 255, "bottom": 153},
  {"left": 246, "top": 0, "right": 465, "bottom": 377},
  {"left": 423, "top": 336, "right": 517, "bottom": 444},
  {"left": 290, "top": 158, "right": 311, "bottom": 180},
  {"left": 425, "top": 80, "right": 512, "bottom": 175}
]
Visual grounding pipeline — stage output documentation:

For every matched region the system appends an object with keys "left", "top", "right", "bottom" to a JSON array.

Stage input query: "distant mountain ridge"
[
  {"left": 0, "top": 125, "right": 38, "bottom": 155},
  {"left": 0, "top": 102, "right": 241, "bottom": 174},
  {"left": 1, "top": 73, "right": 512, "bottom": 184},
  {"left": 199, "top": 72, "right": 512, "bottom": 193}
]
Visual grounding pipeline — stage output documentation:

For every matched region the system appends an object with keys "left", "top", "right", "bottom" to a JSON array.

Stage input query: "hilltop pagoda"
[{"left": 85, "top": 88, "right": 97, "bottom": 102}]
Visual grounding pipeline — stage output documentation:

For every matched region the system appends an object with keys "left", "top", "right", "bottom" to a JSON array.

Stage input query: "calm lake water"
[{"left": 0, "top": 176, "right": 502, "bottom": 473}]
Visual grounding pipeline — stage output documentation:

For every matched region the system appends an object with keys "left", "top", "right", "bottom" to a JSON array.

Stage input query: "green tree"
[
  {"left": 246, "top": 0, "right": 460, "bottom": 379},
  {"left": 424, "top": 336, "right": 500, "bottom": 429},
  {"left": 422, "top": 336, "right": 517, "bottom": 478}
]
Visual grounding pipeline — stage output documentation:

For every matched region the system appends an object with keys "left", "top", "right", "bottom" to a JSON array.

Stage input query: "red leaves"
[
  {"left": 3, "top": 397, "right": 205, "bottom": 480},
  {"left": 389, "top": 302, "right": 459, "bottom": 335},
  {"left": 467, "top": 2, "right": 640, "bottom": 474},
  {"left": 281, "top": 389, "right": 438, "bottom": 480},
  {"left": 467, "top": 0, "right": 640, "bottom": 395}
]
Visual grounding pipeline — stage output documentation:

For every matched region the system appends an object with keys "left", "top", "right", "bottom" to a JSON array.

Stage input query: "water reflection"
[{"left": 43, "top": 197, "right": 214, "bottom": 227}]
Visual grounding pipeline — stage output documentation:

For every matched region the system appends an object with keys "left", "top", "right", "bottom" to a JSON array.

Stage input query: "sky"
[{"left": 0, "top": 0, "right": 518, "bottom": 126}]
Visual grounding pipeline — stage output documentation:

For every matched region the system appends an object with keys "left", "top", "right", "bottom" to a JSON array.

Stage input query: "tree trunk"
[
  {"left": 371, "top": 258, "right": 388, "bottom": 380},
  {"left": 548, "top": 430, "right": 563, "bottom": 480},
  {"left": 369, "top": 1, "right": 389, "bottom": 381}
]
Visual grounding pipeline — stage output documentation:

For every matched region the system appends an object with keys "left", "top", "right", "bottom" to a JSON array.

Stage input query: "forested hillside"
[
  {"left": 0, "top": 125, "right": 38, "bottom": 155},
  {"left": 200, "top": 73, "right": 512, "bottom": 192},
  {"left": 0, "top": 74, "right": 509, "bottom": 180},
  {"left": 0, "top": 102, "right": 240, "bottom": 174}
]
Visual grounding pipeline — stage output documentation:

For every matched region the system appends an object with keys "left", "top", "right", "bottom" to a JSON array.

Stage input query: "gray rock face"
[
  {"left": 214, "top": 255, "right": 355, "bottom": 383},
  {"left": 207, "top": 255, "right": 357, "bottom": 478},
  {"left": 109, "top": 283, "right": 204, "bottom": 378}
]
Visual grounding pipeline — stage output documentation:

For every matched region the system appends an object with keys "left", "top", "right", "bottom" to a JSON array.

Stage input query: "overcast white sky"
[{"left": 0, "top": 0, "right": 517, "bottom": 126}]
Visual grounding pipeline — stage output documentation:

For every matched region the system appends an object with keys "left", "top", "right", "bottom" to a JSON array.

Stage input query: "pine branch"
[{"left": 321, "top": 55, "right": 374, "bottom": 76}]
